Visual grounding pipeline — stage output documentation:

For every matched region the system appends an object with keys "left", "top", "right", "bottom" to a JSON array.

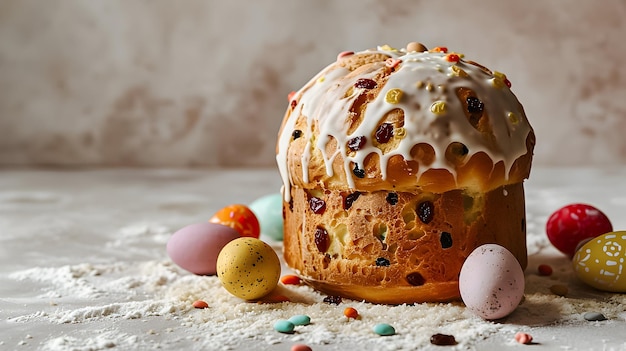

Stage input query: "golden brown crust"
[{"left": 283, "top": 183, "right": 527, "bottom": 304}]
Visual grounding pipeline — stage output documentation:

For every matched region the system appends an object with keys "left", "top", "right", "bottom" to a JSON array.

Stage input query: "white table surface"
[{"left": 1, "top": 168, "right": 626, "bottom": 351}]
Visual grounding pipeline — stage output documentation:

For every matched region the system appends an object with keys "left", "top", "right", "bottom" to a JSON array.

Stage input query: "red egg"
[
  {"left": 546, "top": 203, "right": 613, "bottom": 257},
  {"left": 209, "top": 204, "right": 260, "bottom": 239}
]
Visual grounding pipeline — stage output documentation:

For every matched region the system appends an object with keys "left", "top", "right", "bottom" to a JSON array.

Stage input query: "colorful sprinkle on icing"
[
  {"left": 394, "top": 127, "right": 407, "bottom": 139},
  {"left": 432, "top": 46, "right": 448, "bottom": 53},
  {"left": 317, "top": 76, "right": 326, "bottom": 83},
  {"left": 337, "top": 51, "right": 354, "bottom": 60},
  {"left": 287, "top": 91, "right": 296, "bottom": 101},
  {"left": 430, "top": 101, "right": 447, "bottom": 115},
  {"left": 445, "top": 53, "right": 460, "bottom": 63},
  {"left": 380, "top": 44, "right": 397, "bottom": 52},
  {"left": 385, "top": 58, "right": 402, "bottom": 69},
  {"left": 385, "top": 88, "right": 403, "bottom": 104},
  {"left": 491, "top": 78, "right": 505, "bottom": 88},
  {"left": 450, "top": 65, "right": 468, "bottom": 77}
]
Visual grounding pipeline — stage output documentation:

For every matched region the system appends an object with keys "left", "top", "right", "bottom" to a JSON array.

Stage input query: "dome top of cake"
[{"left": 277, "top": 43, "right": 535, "bottom": 201}]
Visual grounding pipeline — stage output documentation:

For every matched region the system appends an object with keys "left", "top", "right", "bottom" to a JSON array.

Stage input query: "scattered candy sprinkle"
[
  {"left": 291, "top": 99, "right": 298, "bottom": 108},
  {"left": 291, "top": 344, "right": 312, "bottom": 351},
  {"left": 344, "top": 307, "right": 359, "bottom": 319},
  {"left": 537, "top": 264, "right": 553, "bottom": 276},
  {"left": 288, "top": 314, "right": 311, "bottom": 326},
  {"left": 430, "top": 101, "right": 447, "bottom": 115},
  {"left": 445, "top": 53, "right": 460, "bottom": 63},
  {"left": 583, "top": 312, "right": 607, "bottom": 321},
  {"left": 192, "top": 300, "right": 208, "bottom": 309},
  {"left": 550, "top": 284, "right": 569, "bottom": 297},
  {"left": 287, "top": 91, "right": 296, "bottom": 101},
  {"left": 373, "top": 323, "right": 396, "bottom": 336},
  {"left": 337, "top": 51, "right": 354, "bottom": 60},
  {"left": 432, "top": 46, "right": 448, "bottom": 53},
  {"left": 504, "top": 78, "right": 512, "bottom": 88},
  {"left": 317, "top": 76, "right": 325, "bottom": 83},
  {"left": 385, "top": 88, "right": 403, "bottom": 104},
  {"left": 280, "top": 274, "right": 302, "bottom": 285},
  {"left": 385, "top": 58, "right": 402, "bottom": 69},
  {"left": 514, "top": 332, "right": 533, "bottom": 344},
  {"left": 430, "top": 333, "right": 457, "bottom": 346},
  {"left": 508, "top": 112, "right": 520, "bottom": 125},
  {"left": 273, "top": 319, "right": 295, "bottom": 334}
]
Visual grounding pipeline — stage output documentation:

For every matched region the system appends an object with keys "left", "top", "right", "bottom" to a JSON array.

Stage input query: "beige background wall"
[{"left": 1, "top": 0, "right": 625, "bottom": 168}]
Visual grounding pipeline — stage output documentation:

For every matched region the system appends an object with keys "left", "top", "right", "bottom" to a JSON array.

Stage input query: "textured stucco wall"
[{"left": 1, "top": 0, "right": 625, "bottom": 167}]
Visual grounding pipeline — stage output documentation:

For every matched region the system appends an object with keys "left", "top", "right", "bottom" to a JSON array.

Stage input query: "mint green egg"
[{"left": 249, "top": 193, "right": 284, "bottom": 241}]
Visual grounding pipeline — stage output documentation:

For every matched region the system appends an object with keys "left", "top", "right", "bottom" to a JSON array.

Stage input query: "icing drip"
[{"left": 277, "top": 46, "right": 532, "bottom": 201}]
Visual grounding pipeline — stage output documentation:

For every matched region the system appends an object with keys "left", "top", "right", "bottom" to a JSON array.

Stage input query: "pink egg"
[
  {"left": 167, "top": 222, "right": 240, "bottom": 275},
  {"left": 459, "top": 244, "right": 525, "bottom": 320}
]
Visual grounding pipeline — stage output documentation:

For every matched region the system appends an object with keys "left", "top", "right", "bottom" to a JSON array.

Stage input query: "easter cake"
[{"left": 276, "top": 42, "right": 535, "bottom": 304}]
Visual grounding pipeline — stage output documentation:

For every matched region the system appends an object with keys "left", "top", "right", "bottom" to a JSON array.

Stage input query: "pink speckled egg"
[
  {"left": 459, "top": 244, "right": 525, "bottom": 320},
  {"left": 167, "top": 222, "right": 240, "bottom": 275}
]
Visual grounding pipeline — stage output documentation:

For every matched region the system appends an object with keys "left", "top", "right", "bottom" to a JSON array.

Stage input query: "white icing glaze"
[{"left": 277, "top": 46, "right": 533, "bottom": 201}]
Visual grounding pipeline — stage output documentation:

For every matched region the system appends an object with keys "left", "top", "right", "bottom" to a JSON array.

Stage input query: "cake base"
[{"left": 283, "top": 183, "right": 528, "bottom": 304}]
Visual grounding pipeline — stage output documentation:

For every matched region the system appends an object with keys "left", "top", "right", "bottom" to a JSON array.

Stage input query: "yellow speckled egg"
[
  {"left": 216, "top": 237, "right": 281, "bottom": 300},
  {"left": 573, "top": 231, "right": 626, "bottom": 292}
]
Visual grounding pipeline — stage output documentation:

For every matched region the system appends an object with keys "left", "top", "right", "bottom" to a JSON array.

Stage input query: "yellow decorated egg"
[
  {"left": 216, "top": 237, "right": 281, "bottom": 300},
  {"left": 573, "top": 231, "right": 626, "bottom": 292}
]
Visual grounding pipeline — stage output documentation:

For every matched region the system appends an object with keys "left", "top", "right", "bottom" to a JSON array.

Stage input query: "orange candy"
[
  {"left": 280, "top": 275, "right": 302, "bottom": 285},
  {"left": 344, "top": 307, "right": 359, "bottom": 319},
  {"left": 192, "top": 300, "right": 209, "bottom": 309},
  {"left": 209, "top": 204, "right": 260, "bottom": 238}
]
